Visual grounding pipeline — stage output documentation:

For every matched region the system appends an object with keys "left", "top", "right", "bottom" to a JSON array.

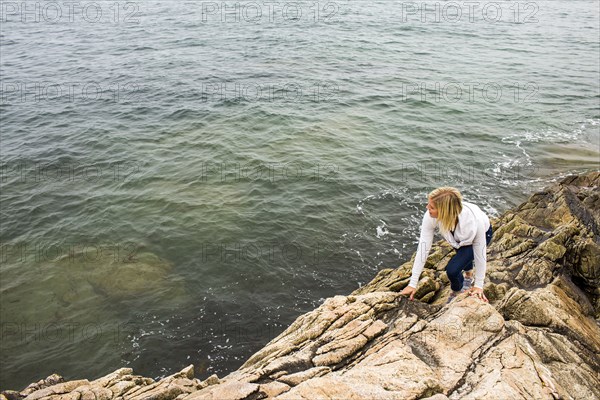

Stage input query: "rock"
[
  {"left": 9, "top": 374, "right": 65, "bottom": 399},
  {"left": 257, "top": 381, "right": 290, "bottom": 398},
  {"left": 94, "top": 368, "right": 134, "bottom": 388},
  {"left": 199, "top": 375, "right": 220, "bottom": 388},
  {"left": 107, "top": 381, "right": 136, "bottom": 397},
  {"left": 277, "top": 367, "right": 330, "bottom": 387},
  {"left": 2, "top": 365, "right": 203, "bottom": 400},
  {"left": 6, "top": 171, "right": 600, "bottom": 400},
  {"left": 22, "top": 380, "right": 89, "bottom": 400},
  {"left": 422, "top": 395, "right": 449, "bottom": 400},
  {"left": 175, "top": 365, "right": 195, "bottom": 380},
  {"left": 1, "top": 391, "right": 23, "bottom": 400},
  {"left": 182, "top": 381, "right": 260, "bottom": 400}
]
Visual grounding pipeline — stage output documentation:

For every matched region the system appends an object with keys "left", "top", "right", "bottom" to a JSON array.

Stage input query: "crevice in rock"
[
  {"left": 407, "top": 339, "right": 439, "bottom": 369},
  {"left": 416, "top": 384, "right": 447, "bottom": 399},
  {"left": 322, "top": 328, "right": 387, "bottom": 372},
  {"left": 519, "top": 339, "right": 560, "bottom": 399},
  {"left": 562, "top": 187, "right": 600, "bottom": 238},
  {"left": 447, "top": 328, "right": 514, "bottom": 398}
]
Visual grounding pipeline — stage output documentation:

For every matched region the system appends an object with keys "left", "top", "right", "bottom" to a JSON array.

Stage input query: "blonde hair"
[{"left": 428, "top": 187, "right": 462, "bottom": 233}]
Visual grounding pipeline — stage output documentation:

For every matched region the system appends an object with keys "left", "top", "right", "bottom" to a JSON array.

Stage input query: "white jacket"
[{"left": 408, "top": 201, "right": 491, "bottom": 289}]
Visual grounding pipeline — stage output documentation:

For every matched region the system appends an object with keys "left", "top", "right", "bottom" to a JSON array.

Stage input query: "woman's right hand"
[{"left": 400, "top": 285, "right": 417, "bottom": 301}]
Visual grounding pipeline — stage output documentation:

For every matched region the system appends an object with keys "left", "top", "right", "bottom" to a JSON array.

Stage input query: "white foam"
[
  {"left": 376, "top": 220, "right": 389, "bottom": 238},
  {"left": 499, "top": 120, "right": 595, "bottom": 169}
]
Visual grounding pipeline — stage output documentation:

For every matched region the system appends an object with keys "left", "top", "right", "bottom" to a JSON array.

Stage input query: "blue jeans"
[{"left": 446, "top": 225, "right": 493, "bottom": 291}]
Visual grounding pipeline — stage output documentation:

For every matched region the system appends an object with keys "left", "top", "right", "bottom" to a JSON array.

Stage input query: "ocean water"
[{"left": 1, "top": 0, "right": 599, "bottom": 389}]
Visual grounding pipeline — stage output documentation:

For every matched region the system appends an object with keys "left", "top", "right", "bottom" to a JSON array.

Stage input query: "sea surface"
[{"left": 1, "top": 0, "right": 599, "bottom": 389}]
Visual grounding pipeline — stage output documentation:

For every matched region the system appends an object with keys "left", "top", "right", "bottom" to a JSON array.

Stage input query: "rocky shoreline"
[{"left": 2, "top": 171, "right": 599, "bottom": 400}]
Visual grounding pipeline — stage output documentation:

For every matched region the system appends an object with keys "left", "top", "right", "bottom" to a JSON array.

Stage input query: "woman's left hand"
[{"left": 468, "top": 287, "right": 488, "bottom": 303}]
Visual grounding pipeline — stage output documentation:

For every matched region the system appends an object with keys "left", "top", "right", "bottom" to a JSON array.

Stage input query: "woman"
[{"left": 399, "top": 187, "right": 493, "bottom": 304}]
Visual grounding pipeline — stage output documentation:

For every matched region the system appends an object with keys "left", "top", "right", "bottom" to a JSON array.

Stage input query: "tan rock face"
[
  {"left": 1, "top": 366, "right": 206, "bottom": 400},
  {"left": 4, "top": 171, "right": 600, "bottom": 400}
]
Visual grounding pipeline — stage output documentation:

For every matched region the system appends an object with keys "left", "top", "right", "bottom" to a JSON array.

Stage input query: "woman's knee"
[{"left": 446, "top": 267, "right": 462, "bottom": 280}]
